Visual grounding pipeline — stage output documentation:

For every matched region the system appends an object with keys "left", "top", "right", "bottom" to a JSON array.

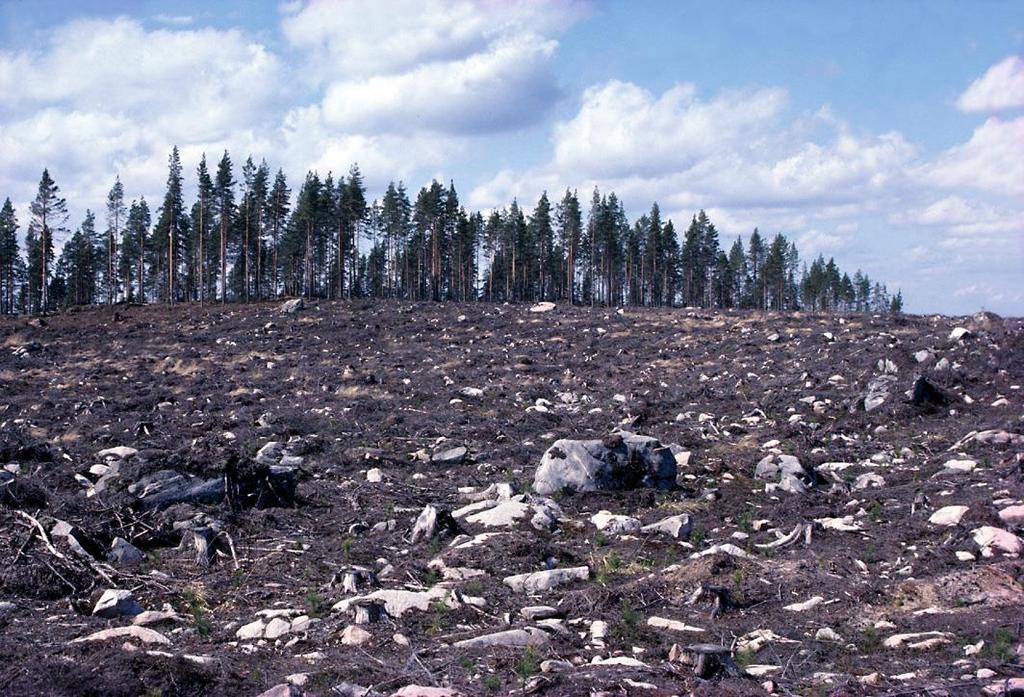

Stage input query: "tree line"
[{"left": 0, "top": 148, "right": 903, "bottom": 316}]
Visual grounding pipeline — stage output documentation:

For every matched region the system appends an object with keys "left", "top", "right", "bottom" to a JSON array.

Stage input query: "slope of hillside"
[{"left": 1, "top": 301, "right": 1021, "bottom": 696}]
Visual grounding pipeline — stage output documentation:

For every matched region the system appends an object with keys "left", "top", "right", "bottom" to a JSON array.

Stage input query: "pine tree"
[
  {"left": 746, "top": 228, "right": 765, "bottom": 310},
  {"left": 345, "top": 164, "right": 367, "bottom": 299},
  {"left": 0, "top": 199, "right": 19, "bottom": 314},
  {"left": 556, "top": 189, "right": 581, "bottom": 303},
  {"left": 152, "top": 147, "right": 188, "bottom": 303},
  {"left": 214, "top": 151, "right": 236, "bottom": 301},
  {"left": 105, "top": 177, "right": 125, "bottom": 304},
  {"left": 192, "top": 155, "right": 215, "bottom": 303},
  {"left": 27, "top": 168, "right": 68, "bottom": 313},
  {"left": 268, "top": 170, "right": 290, "bottom": 298}
]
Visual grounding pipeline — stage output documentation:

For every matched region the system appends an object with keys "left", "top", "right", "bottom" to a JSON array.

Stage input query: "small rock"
[
  {"left": 998, "top": 505, "right": 1024, "bottom": 526},
  {"left": 256, "top": 685, "right": 301, "bottom": 697},
  {"left": 648, "top": 616, "right": 704, "bottom": 634},
  {"left": 97, "top": 446, "right": 138, "bottom": 460},
  {"left": 280, "top": 298, "right": 304, "bottom": 314},
  {"left": 431, "top": 446, "right": 468, "bottom": 465},
  {"left": 815, "top": 627, "right": 843, "bottom": 642},
  {"left": 452, "top": 627, "right": 549, "bottom": 649},
  {"left": 590, "top": 510, "right": 642, "bottom": 535},
  {"left": 929, "top": 505, "right": 969, "bottom": 527},
  {"left": 503, "top": 566, "right": 589, "bottom": 593},
  {"left": 236, "top": 618, "right": 266, "bottom": 639},
  {"left": 71, "top": 626, "right": 170, "bottom": 645},
  {"left": 264, "top": 616, "right": 292, "bottom": 639},
  {"left": 972, "top": 526, "right": 1023, "bottom": 556},
  {"left": 93, "top": 589, "right": 143, "bottom": 618},
  {"left": 883, "top": 631, "right": 952, "bottom": 650},
  {"left": 107, "top": 537, "right": 145, "bottom": 567},
  {"left": 520, "top": 606, "right": 562, "bottom": 621},
  {"left": 341, "top": 625, "right": 372, "bottom": 646},
  {"left": 640, "top": 514, "right": 692, "bottom": 539},
  {"left": 949, "top": 327, "right": 971, "bottom": 341},
  {"left": 529, "top": 302, "right": 556, "bottom": 313}
]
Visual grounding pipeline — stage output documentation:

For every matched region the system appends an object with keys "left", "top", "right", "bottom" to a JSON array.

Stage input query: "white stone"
[
  {"left": 784, "top": 596, "right": 824, "bottom": 612},
  {"left": 998, "top": 505, "right": 1024, "bottom": 526},
  {"left": 944, "top": 459, "right": 977, "bottom": 473},
  {"left": 465, "top": 499, "right": 531, "bottom": 527},
  {"left": 71, "top": 626, "right": 170, "bottom": 645},
  {"left": 341, "top": 625, "right": 372, "bottom": 646},
  {"left": 591, "top": 510, "right": 642, "bottom": 535},
  {"left": 333, "top": 588, "right": 451, "bottom": 618},
  {"left": 236, "top": 619, "right": 266, "bottom": 639},
  {"left": 929, "top": 505, "right": 969, "bottom": 526},
  {"left": 97, "top": 446, "right": 138, "bottom": 459},
  {"left": 647, "top": 616, "right": 704, "bottom": 633},
  {"left": 972, "top": 526, "right": 1022, "bottom": 556},
  {"left": 503, "top": 566, "right": 589, "bottom": 593},
  {"left": 453, "top": 627, "right": 549, "bottom": 649}
]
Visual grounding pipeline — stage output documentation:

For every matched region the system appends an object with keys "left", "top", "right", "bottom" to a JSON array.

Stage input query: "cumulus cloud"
[
  {"left": 472, "top": 80, "right": 916, "bottom": 216},
  {"left": 320, "top": 33, "right": 559, "bottom": 134},
  {"left": 926, "top": 116, "right": 1024, "bottom": 196},
  {"left": 282, "top": 0, "right": 583, "bottom": 135},
  {"left": 956, "top": 55, "right": 1024, "bottom": 112},
  {"left": 0, "top": 16, "right": 288, "bottom": 215}
]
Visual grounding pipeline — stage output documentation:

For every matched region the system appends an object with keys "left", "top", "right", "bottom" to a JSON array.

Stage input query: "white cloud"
[
  {"left": 0, "top": 18, "right": 284, "bottom": 128},
  {"left": 927, "top": 116, "right": 1024, "bottom": 196},
  {"left": 320, "top": 33, "right": 559, "bottom": 134},
  {"left": 552, "top": 81, "right": 789, "bottom": 178},
  {"left": 956, "top": 55, "right": 1024, "bottom": 112},
  {"left": 472, "top": 80, "right": 916, "bottom": 217},
  {"left": 282, "top": 0, "right": 583, "bottom": 136},
  {"left": 281, "top": 0, "right": 586, "bottom": 79}
]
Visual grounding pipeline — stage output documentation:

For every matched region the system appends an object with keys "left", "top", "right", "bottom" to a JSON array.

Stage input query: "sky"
[{"left": 1, "top": 0, "right": 1022, "bottom": 315}]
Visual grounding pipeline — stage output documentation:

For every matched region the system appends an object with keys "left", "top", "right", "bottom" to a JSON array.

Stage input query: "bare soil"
[{"left": 0, "top": 300, "right": 1022, "bottom": 696}]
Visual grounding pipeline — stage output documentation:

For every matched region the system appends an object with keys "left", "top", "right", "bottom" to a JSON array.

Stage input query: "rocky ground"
[{"left": 1, "top": 300, "right": 1022, "bottom": 697}]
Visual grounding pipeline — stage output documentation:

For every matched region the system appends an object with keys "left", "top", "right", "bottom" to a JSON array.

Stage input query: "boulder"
[
  {"left": 754, "top": 454, "right": 814, "bottom": 494},
  {"left": 862, "top": 374, "right": 898, "bottom": 411},
  {"left": 641, "top": 514, "right": 693, "bottom": 539},
  {"left": 452, "top": 627, "right": 549, "bottom": 649},
  {"left": 972, "top": 526, "right": 1023, "bottom": 557},
  {"left": 533, "top": 431, "right": 676, "bottom": 496},
  {"left": 929, "top": 505, "right": 969, "bottom": 526},
  {"left": 431, "top": 446, "right": 468, "bottom": 465},
  {"left": 93, "top": 589, "right": 143, "bottom": 618},
  {"left": 503, "top": 566, "right": 590, "bottom": 593},
  {"left": 280, "top": 298, "right": 304, "bottom": 314},
  {"left": 71, "top": 626, "right": 170, "bottom": 645},
  {"left": 129, "top": 470, "right": 226, "bottom": 511},
  {"left": 998, "top": 505, "right": 1024, "bottom": 527},
  {"left": 107, "top": 537, "right": 145, "bottom": 566},
  {"left": 590, "top": 510, "right": 641, "bottom": 535}
]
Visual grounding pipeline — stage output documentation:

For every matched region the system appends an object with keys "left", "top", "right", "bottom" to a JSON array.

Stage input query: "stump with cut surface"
[{"left": 684, "top": 643, "right": 740, "bottom": 678}]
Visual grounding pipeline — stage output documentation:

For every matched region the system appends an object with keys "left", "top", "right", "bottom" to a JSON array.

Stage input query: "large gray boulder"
[{"left": 532, "top": 431, "right": 676, "bottom": 496}]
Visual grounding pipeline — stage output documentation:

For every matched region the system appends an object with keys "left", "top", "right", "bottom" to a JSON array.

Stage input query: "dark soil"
[{"left": 1, "top": 300, "right": 1022, "bottom": 696}]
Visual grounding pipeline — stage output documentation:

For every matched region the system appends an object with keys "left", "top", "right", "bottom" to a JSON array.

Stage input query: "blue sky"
[{"left": 1, "top": 0, "right": 1022, "bottom": 314}]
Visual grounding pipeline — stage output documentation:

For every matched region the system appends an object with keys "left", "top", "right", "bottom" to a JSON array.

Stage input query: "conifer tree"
[
  {"left": 0, "top": 199, "right": 19, "bottom": 314},
  {"left": 102, "top": 177, "right": 125, "bottom": 304},
  {"left": 27, "top": 169, "right": 68, "bottom": 313},
  {"left": 214, "top": 151, "right": 236, "bottom": 301}
]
